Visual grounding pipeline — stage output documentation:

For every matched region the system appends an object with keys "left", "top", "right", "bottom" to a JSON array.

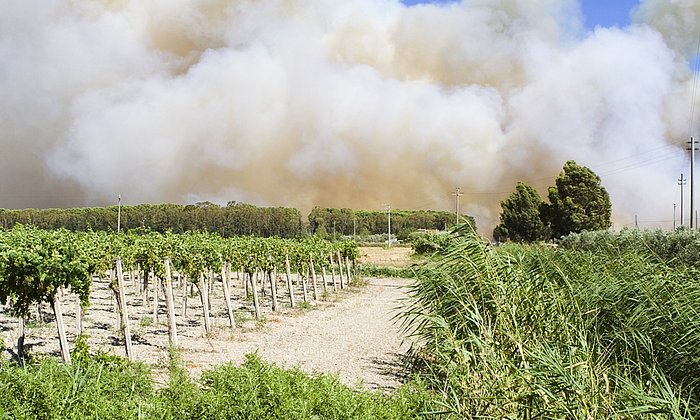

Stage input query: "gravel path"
[{"left": 181, "top": 277, "right": 412, "bottom": 391}]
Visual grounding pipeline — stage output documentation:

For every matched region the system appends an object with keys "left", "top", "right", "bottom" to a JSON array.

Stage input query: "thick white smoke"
[{"left": 1, "top": 0, "right": 698, "bottom": 232}]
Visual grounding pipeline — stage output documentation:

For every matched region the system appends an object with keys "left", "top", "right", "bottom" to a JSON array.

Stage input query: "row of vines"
[{"left": 0, "top": 225, "right": 359, "bottom": 364}]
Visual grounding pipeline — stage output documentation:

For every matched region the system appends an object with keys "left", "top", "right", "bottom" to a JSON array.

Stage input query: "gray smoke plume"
[{"left": 1, "top": 0, "right": 698, "bottom": 231}]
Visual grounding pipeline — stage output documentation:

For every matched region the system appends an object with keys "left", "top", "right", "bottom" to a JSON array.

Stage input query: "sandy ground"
[{"left": 0, "top": 249, "right": 414, "bottom": 391}]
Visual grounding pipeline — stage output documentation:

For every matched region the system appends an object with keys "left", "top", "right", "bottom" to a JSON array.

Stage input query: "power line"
[
  {"left": 679, "top": 173, "right": 687, "bottom": 226},
  {"left": 689, "top": 138, "right": 698, "bottom": 228},
  {"left": 451, "top": 187, "right": 464, "bottom": 224},
  {"left": 117, "top": 194, "right": 121, "bottom": 233}
]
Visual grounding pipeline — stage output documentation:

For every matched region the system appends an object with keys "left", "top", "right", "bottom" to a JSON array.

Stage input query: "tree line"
[
  {"left": 308, "top": 207, "right": 475, "bottom": 241},
  {"left": 0, "top": 202, "right": 304, "bottom": 238},
  {"left": 0, "top": 201, "right": 475, "bottom": 240},
  {"left": 495, "top": 160, "right": 612, "bottom": 243}
]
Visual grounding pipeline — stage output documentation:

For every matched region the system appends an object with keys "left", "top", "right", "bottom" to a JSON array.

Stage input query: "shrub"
[{"left": 407, "top": 231, "right": 454, "bottom": 255}]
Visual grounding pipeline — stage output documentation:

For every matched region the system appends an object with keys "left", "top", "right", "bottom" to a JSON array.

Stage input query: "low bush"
[
  {"left": 357, "top": 265, "right": 417, "bottom": 278},
  {"left": 0, "top": 352, "right": 435, "bottom": 419},
  {"left": 0, "top": 355, "right": 152, "bottom": 419},
  {"left": 407, "top": 231, "right": 455, "bottom": 255}
]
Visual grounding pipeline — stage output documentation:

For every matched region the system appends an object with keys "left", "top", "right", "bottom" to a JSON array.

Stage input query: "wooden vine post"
[
  {"left": 198, "top": 273, "right": 212, "bottom": 333},
  {"left": 285, "top": 254, "right": 296, "bottom": 308},
  {"left": 115, "top": 257, "right": 134, "bottom": 361},
  {"left": 249, "top": 270, "right": 261, "bottom": 320},
  {"left": 330, "top": 253, "right": 338, "bottom": 292},
  {"left": 267, "top": 256, "right": 278, "bottom": 311},
  {"left": 268, "top": 271, "right": 279, "bottom": 311},
  {"left": 142, "top": 270, "right": 149, "bottom": 307},
  {"left": 302, "top": 267, "right": 309, "bottom": 302},
  {"left": 309, "top": 253, "right": 318, "bottom": 300},
  {"left": 163, "top": 258, "right": 179, "bottom": 347},
  {"left": 221, "top": 262, "right": 235, "bottom": 328},
  {"left": 337, "top": 250, "right": 345, "bottom": 289},
  {"left": 182, "top": 275, "right": 188, "bottom": 318},
  {"left": 17, "top": 317, "right": 25, "bottom": 363},
  {"left": 51, "top": 293, "right": 71, "bottom": 364},
  {"left": 321, "top": 264, "right": 328, "bottom": 294},
  {"left": 110, "top": 271, "right": 119, "bottom": 314},
  {"left": 243, "top": 269, "right": 249, "bottom": 299},
  {"left": 153, "top": 275, "right": 160, "bottom": 323},
  {"left": 345, "top": 255, "right": 352, "bottom": 285}
]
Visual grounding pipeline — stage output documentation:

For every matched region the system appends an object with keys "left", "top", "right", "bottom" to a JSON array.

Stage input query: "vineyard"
[
  {"left": 3, "top": 224, "right": 700, "bottom": 418},
  {"left": 0, "top": 225, "right": 359, "bottom": 365}
]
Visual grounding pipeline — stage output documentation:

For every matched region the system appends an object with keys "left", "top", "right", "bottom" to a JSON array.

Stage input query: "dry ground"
[
  {"left": 357, "top": 246, "right": 414, "bottom": 267},
  {"left": 0, "top": 247, "right": 416, "bottom": 391}
]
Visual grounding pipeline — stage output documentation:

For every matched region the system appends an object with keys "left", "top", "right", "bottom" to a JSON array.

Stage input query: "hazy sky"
[{"left": 1, "top": 0, "right": 699, "bottom": 232}]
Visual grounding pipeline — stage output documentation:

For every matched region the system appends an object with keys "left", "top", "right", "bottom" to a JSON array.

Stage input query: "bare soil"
[
  {"left": 357, "top": 246, "right": 415, "bottom": 267},
  {"left": 0, "top": 250, "right": 414, "bottom": 391}
]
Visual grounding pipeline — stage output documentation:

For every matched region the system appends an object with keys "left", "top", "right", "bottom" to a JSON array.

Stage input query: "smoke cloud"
[{"left": 1, "top": 0, "right": 699, "bottom": 231}]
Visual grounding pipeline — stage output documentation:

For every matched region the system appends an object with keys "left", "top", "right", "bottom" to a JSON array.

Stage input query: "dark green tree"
[
  {"left": 496, "top": 182, "right": 546, "bottom": 243},
  {"left": 545, "top": 160, "right": 612, "bottom": 238}
]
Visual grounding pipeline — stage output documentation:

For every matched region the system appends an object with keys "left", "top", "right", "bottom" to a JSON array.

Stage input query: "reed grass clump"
[{"left": 401, "top": 225, "right": 700, "bottom": 418}]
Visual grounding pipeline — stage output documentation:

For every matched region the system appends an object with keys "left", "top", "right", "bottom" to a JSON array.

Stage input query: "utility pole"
[
  {"left": 688, "top": 137, "right": 697, "bottom": 228},
  {"left": 386, "top": 205, "right": 392, "bottom": 247},
  {"left": 117, "top": 194, "right": 122, "bottom": 233},
  {"left": 679, "top": 174, "right": 687, "bottom": 226},
  {"left": 451, "top": 187, "right": 464, "bottom": 225},
  {"left": 634, "top": 215, "right": 639, "bottom": 229},
  {"left": 674, "top": 203, "right": 677, "bottom": 230}
]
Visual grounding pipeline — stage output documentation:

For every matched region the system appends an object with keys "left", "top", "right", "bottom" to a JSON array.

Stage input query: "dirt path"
[{"left": 181, "top": 277, "right": 412, "bottom": 390}]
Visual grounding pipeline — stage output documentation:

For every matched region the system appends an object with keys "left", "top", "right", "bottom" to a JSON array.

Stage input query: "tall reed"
[{"left": 400, "top": 225, "right": 700, "bottom": 418}]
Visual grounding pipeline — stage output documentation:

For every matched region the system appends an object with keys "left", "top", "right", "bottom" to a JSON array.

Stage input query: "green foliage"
[
  {"left": 313, "top": 224, "right": 329, "bottom": 239},
  {"left": 408, "top": 230, "right": 455, "bottom": 254},
  {"left": 401, "top": 226, "right": 700, "bottom": 417},
  {"left": 559, "top": 227, "right": 700, "bottom": 267},
  {"left": 357, "top": 265, "right": 417, "bottom": 278},
  {"left": 139, "top": 316, "right": 153, "bottom": 327},
  {"left": 186, "top": 354, "right": 431, "bottom": 419},
  {"left": 496, "top": 181, "right": 547, "bottom": 243},
  {"left": 545, "top": 160, "right": 612, "bottom": 238},
  {"left": 0, "top": 225, "right": 91, "bottom": 317},
  {"left": 0, "top": 356, "right": 152, "bottom": 419},
  {"left": 70, "top": 334, "right": 91, "bottom": 364},
  {"left": 0, "top": 353, "right": 434, "bottom": 419}
]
